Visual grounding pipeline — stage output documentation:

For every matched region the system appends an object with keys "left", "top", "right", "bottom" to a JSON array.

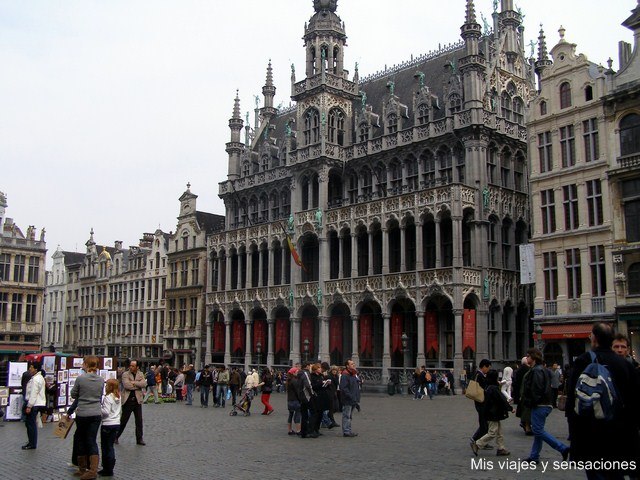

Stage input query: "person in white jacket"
[
  {"left": 23, "top": 361, "right": 46, "bottom": 450},
  {"left": 500, "top": 364, "right": 514, "bottom": 402},
  {"left": 99, "top": 379, "right": 122, "bottom": 477}
]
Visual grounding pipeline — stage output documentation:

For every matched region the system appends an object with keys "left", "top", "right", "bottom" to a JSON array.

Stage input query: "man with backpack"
[{"left": 565, "top": 323, "right": 639, "bottom": 479}]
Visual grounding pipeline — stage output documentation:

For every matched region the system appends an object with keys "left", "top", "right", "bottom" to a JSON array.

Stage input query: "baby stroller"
[{"left": 229, "top": 388, "right": 253, "bottom": 416}]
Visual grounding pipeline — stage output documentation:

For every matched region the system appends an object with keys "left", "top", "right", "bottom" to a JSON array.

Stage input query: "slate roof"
[{"left": 196, "top": 211, "right": 225, "bottom": 234}]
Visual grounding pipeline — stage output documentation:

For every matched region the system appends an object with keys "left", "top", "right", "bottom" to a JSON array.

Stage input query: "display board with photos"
[{"left": 2, "top": 355, "right": 117, "bottom": 419}]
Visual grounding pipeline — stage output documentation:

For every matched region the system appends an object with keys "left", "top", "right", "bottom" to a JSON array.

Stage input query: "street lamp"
[
  {"left": 534, "top": 323, "right": 544, "bottom": 352},
  {"left": 303, "top": 338, "right": 310, "bottom": 362},
  {"left": 256, "top": 341, "right": 262, "bottom": 366},
  {"left": 400, "top": 332, "right": 409, "bottom": 395}
]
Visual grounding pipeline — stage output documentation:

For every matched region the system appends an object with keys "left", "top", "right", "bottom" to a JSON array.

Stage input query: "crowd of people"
[
  {"left": 15, "top": 322, "right": 639, "bottom": 479},
  {"left": 468, "top": 324, "right": 639, "bottom": 479}
]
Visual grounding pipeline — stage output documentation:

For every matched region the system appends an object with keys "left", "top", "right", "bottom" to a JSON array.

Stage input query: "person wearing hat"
[{"left": 286, "top": 367, "right": 301, "bottom": 435}]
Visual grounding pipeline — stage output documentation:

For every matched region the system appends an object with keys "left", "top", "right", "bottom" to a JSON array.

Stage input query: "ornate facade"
[
  {"left": 206, "top": 0, "right": 534, "bottom": 384},
  {"left": 0, "top": 192, "right": 47, "bottom": 361},
  {"left": 529, "top": 2, "right": 640, "bottom": 367}
]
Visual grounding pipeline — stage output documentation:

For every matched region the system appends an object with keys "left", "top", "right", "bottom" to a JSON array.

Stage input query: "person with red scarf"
[{"left": 339, "top": 359, "right": 361, "bottom": 437}]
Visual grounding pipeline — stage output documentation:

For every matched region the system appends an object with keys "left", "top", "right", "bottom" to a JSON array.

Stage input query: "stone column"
[
  {"left": 338, "top": 234, "right": 344, "bottom": 278},
  {"left": 247, "top": 248, "right": 254, "bottom": 288},
  {"left": 225, "top": 253, "right": 232, "bottom": 290},
  {"left": 452, "top": 215, "right": 463, "bottom": 267},
  {"left": 204, "top": 315, "right": 213, "bottom": 366},
  {"left": 382, "top": 313, "right": 391, "bottom": 383},
  {"left": 319, "top": 315, "right": 329, "bottom": 363},
  {"left": 435, "top": 218, "right": 442, "bottom": 268},
  {"left": 224, "top": 319, "right": 232, "bottom": 365},
  {"left": 280, "top": 244, "right": 286, "bottom": 286},
  {"left": 244, "top": 320, "right": 253, "bottom": 371},
  {"left": 351, "top": 232, "right": 358, "bottom": 278},
  {"left": 382, "top": 228, "right": 389, "bottom": 274},
  {"left": 290, "top": 316, "right": 301, "bottom": 364},
  {"left": 267, "top": 246, "right": 274, "bottom": 287},
  {"left": 267, "top": 318, "right": 275, "bottom": 367},
  {"left": 368, "top": 230, "right": 374, "bottom": 276},
  {"left": 454, "top": 308, "right": 464, "bottom": 393},
  {"left": 476, "top": 305, "right": 489, "bottom": 361},
  {"left": 351, "top": 314, "right": 359, "bottom": 365},
  {"left": 400, "top": 226, "right": 406, "bottom": 272},
  {"left": 258, "top": 247, "right": 264, "bottom": 287},
  {"left": 416, "top": 310, "right": 425, "bottom": 366},
  {"left": 416, "top": 221, "right": 423, "bottom": 269}
]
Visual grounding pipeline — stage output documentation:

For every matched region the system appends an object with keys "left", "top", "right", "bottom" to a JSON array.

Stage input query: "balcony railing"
[
  {"left": 592, "top": 296, "right": 606, "bottom": 314},
  {"left": 544, "top": 301, "right": 557, "bottom": 316}
]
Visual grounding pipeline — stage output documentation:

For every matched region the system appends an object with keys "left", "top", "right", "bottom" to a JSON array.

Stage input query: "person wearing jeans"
[
  {"left": 22, "top": 361, "right": 46, "bottom": 450},
  {"left": 339, "top": 359, "right": 361, "bottom": 438},
  {"left": 184, "top": 365, "right": 196, "bottom": 405},
  {"left": 216, "top": 366, "right": 229, "bottom": 407},
  {"left": 521, "top": 348, "right": 569, "bottom": 463}
]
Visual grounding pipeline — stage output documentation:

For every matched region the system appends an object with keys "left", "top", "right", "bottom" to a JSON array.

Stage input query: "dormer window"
[
  {"left": 358, "top": 122, "right": 369, "bottom": 143},
  {"left": 242, "top": 161, "right": 250, "bottom": 177},
  {"left": 448, "top": 94, "right": 462, "bottom": 115},
  {"left": 417, "top": 103, "right": 429, "bottom": 125},
  {"left": 560, "top": 82, "right": 572, "bottom": 109},
  {"left": 387, "top": 113, "right": 398, "bottom": 134},
  {"left": 261, "top": 155, "right": 269, "bottom": 172}
]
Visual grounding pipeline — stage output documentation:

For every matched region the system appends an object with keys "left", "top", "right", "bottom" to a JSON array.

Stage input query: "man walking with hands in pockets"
[{"left": 339, "top": 358, "right": 360, "bottom": 438}]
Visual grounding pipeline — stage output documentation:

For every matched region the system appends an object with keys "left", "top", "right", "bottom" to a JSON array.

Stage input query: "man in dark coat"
[
  {"left": 565, "top": 323, "right": 640, "bottom": 479},
  {"left": 470, "top": 359, "right": 491, "bottom": 445},
  {"left": 512, "top": 356, "right": 532, "bottom": 434}
]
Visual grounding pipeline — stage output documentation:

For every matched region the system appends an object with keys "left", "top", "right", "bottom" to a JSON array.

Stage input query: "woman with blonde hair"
[
  {"left": 99, "top": 379, "right": 121, "bottom": 477},
  {"left": 70, "top": 356, "right": 104, "bottom": 479}
]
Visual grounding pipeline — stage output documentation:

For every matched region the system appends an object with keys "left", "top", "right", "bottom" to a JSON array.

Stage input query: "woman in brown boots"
[{"left": 70, "top": 356, "right": 105, "bottom": 479}]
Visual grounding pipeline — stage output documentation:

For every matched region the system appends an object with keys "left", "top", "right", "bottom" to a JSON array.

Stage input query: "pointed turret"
[
  {"left": 226, "top": 91, "right": 244, "bottom": 180},
  {"left": 459, "top": 0, "right": 485, "bottom": 109},
  {"left": 303, "top": 0, "right": 346, "bottom": 79},
  {"left": 261, "top": 60, "right": 277, "bottom": 120},
  {"left": 535, "top": 25, "right": 553, "bottom": 82},
  {"left": 499, "top": 0, "right": 523, "bottom": 66}
]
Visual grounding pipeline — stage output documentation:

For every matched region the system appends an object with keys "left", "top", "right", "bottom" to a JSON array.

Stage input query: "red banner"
[
  {"left": 301, "top": 317, "right": 315, "bottom": 357},
  {"left": 329, "top": 316, "right": 342, "bottom": 353},
  {"left": 213, "top": 321, "right": 225, "bottom": 352},
  {"left": 359, "top": 315, "right": 372, "bottom": 356},
  {"left": 425, "top": 311, "right": 438, "bottom": 353},
  {"left": 391, "top": 313, "right": 403, "bottom": 353},
  {"left": 232, "top": 319, "right": 245, "bottom": 352},
  {"left": 463, "top": 309, "right": 476, "bottom": 352},
  {"left": 275, "top": 318, "right": 289, "bottom": 353},
  {"left": 253, "top": 319, "right": 266, "bottom": 352}
]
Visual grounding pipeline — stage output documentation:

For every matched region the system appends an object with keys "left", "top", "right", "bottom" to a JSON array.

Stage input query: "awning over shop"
[
  {"left": 0, "top": 344, "right": 41, "bottom": 353},
  {"left": 537, "top": 323, "right": 592, "bottom": 340}
]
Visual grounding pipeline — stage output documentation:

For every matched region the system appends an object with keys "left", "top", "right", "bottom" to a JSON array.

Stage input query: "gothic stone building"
[{"left": 206, "top": 0, "right": 534, "bottom": 384}]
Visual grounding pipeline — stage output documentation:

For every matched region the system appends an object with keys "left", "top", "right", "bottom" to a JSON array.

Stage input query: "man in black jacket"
[
  {"left": 522, "top": 348, "right": 569, "bottom": 463},
  {"left": 470, "top": 359, "right": 491, "bottom": 446},
  {"left": 565, "top": 323, "right": 640, "bottom": 479}
]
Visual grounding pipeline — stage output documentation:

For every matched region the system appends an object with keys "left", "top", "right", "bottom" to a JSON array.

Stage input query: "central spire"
[{"left": 313, "top": 0, "right": 337, "bottom": 13}]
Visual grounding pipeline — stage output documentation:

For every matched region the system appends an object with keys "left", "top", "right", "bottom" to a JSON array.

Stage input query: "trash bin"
[{"left": 387, "top": 382, "right": 396, "bottom": 396}]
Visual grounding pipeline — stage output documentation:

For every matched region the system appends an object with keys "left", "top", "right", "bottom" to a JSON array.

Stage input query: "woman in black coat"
[{"left": 309, "top": 363, "right": 330, "bottom": 436}]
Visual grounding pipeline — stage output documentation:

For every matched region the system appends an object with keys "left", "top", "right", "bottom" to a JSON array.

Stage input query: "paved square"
[{"left": 0, "top": 392, "right": 587, "bottom": 479}]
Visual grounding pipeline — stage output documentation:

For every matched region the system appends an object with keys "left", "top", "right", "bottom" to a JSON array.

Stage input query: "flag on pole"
[{"left": 286, "top": 234, "right": 307, "bottom": 272}]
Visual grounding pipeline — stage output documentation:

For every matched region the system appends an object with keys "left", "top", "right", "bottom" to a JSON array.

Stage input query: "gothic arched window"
[
  {"left": 304, "top": 108, "right": 320, "bottom": 145},
  {"left": 387, "top": 112, "right": 398, "bottom": 134},
  {"left": 328, "top": 108, "right": 345, "bottom": 145}
]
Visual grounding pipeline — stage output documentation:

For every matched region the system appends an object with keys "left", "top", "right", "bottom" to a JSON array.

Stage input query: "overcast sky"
[{"left": 1, "top": 0, "right": 634, "bottom": 263}]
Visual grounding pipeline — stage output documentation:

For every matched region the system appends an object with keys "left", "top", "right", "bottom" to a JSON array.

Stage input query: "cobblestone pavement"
[{"left": 0, "top": 392, "right": 589, "bottom": 480}]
